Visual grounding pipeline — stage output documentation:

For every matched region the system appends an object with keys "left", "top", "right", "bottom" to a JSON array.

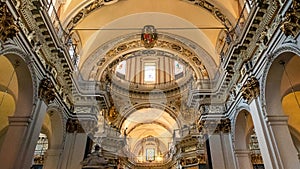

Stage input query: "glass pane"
[
  {"left": 174, "top": 61, "right": 183, "bottom": 75},
  {"left": 144, "top": 63, "right": 156, "bottom": 82},
  {"left": 146, "top": 148, "right": 155, "bottom": 161},
  {"left": 33, "top": 133, "right": 48, "bottom": 165},
  {"left": 116, "top": 60, "right": 126, "bottom": 79}
]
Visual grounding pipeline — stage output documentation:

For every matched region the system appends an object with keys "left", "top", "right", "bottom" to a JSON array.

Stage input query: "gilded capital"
[
  {"left": 241, "top": 77, "right": 260, "bottom": 103},
  {"left": 66, "top": 119, "right": 85, "bottom": 133},
  {"left": 280, "top": 0, "right": 300, "bottom": 37},
  {"left": 0, "top": 2, "right": 19, "bottom": 42},
  {"left": 38, "top": 78, "right": 56, "bottom": 104}
]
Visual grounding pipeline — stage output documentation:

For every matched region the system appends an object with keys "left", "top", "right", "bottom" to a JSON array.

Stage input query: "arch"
[
  {"left": 233, "top": 109, "right": 254, "bottom": 150},
  {"left": 118, "top": 102, "right": 181, "bottom": 131},
  {"left": 46, "top": 105, "right": 65, "bottom": 149},
  {"left": 259, "top": 45, "right": 300, "bottom": 168},
  {"left": 261, "top": 45, "right": 300, "bottom": 116},
  {"left": 0, "top": 44, "right": 37, "bottom": 117},
  {"left": 0, "top": 44, "right": 38, "bottom": 169},
  {"left": 131, "top": 135, "right": 168, "bottom": 158},
  {"left": 80, "top": 32, "right": 218, "bottom": 82},
  {"left": 127, "top": 121, "right": 173, "bottom": 135},
  {"left": 40, "top": 105, "right": 65, "bottom": 169}
]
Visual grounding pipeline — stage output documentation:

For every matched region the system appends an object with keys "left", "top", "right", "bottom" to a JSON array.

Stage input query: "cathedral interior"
[{"left": 0, "top": 0, "right": 300, "bottom": 169}]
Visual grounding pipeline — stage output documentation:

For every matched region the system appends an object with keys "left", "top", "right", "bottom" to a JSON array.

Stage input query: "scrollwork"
[
  {"left": 0, "top": 2, "right": 19, "bottom": 42},
  {"left": 241, "top": 77, "right": 260, "bottom": 103},
  {"left": 38, "top": 78, "right": 56, "bottom": 104},
  {"left": 280, "top": 0, "right": 300, "bottom": 37}
]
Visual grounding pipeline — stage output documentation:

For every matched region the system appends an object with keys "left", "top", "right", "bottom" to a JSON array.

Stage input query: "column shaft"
[{"left": 60, "top": 132, "right": 87, "bottom": 169}]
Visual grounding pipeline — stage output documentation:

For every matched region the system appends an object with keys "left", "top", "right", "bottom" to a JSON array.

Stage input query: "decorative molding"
[
  {"left": 198, "top": 118, "right": 231, "bottom": 134},
  {"left": 200, "top": 104, "right": 225, "bottom": 115},
  {"left": 0, "top": 2, "right": 19, "bottom": 42},
  {"left": 280, "top": 0, "right": 300, "bottom": 38},
  {"left": 81, "top": 31, "right": 217, "bottom": 82},
  {"left": 0, "top": 44, "right": 39, "bottom": 104},
  {"left": 184, "top": 0, "right": 232, "bottom": 29},
  {"left": 66, "top": 119, "right": 85, "bottom": 133},
  {"left": 91, "top": 38, "right": 209, "bottom": 82},
  {"left": 241, "top": 77, "right": 260, "bottom": 103},
  {"left": 180, "top": 155, "right": 206, "bottom": 167},
  {"left": 251, "top": 154, "right": 264, "bottom": 165},
  {"left": 38, "top": 78, "right": 56, "bottom": 104}
]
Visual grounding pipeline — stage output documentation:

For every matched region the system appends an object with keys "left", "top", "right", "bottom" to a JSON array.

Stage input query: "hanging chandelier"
[{"left": 141, "top": 25, "right": 158, "bottom": 48}]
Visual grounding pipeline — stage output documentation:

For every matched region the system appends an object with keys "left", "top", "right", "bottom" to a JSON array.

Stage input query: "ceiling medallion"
[{"left": 141, "top": 25, "right": 158, "bottom": 48}]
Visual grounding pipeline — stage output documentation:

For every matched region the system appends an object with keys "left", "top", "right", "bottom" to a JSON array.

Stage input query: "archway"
[
  {"left": 0, "top": 50, "right": 36, "bottom": 169},
  {"left": 0, "top": 56, "right": 19, "bottom": 148},
  {"left": 34, "top": 106, "right": 65, "bottom": 169},
  {"left": 234, "top": 109, "right": 265, "bottom": 169},
  {"left": 262, "top": 50, "right": 300, "bottom": 168}
]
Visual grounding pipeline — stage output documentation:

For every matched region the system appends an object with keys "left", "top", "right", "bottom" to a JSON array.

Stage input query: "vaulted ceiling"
[
  {"left": 60, "top": 0, "right": 242, "bottom": 69},
  {"left": 57, "top": 0, "right": 243, "bottom": 158}
]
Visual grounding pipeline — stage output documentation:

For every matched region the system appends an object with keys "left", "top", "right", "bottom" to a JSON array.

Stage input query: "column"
[
  {"left": 0, "top": 98, "right": 48, "bottom": 169},
  {"left": 249, "top": 98, "right": 300, "bottom": 169},
  {"left": 200, "top": 118, "right": 236, "bottom": 169},
  {"left": 242, "top": 76, "right": 300, "bottom": 168},
  {"left": 208, "top": 119, "right": 236, "bottom": 169},
  {"left": 234, "top": 149, "right": 252, "bottom": 169},
  {"left": 0, "top": 116, "right": 32, "bottom": 169},
  {"left": 209, "top": 133, "right": 226, "bottom": 169},
  {"left": 43, "top": 149, "right": 63, "bottom": 169},
  {"left": 60, "top": 119, "right": 88, "bottom": 169}
]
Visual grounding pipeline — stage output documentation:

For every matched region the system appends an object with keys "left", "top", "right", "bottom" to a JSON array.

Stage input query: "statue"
[{"left": 81, "top": 144, "right": 109, "bottom": 168}]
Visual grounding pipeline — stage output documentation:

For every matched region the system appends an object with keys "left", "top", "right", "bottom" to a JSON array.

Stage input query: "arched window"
[
  {"left": 249, "top": 130, "right": 265, "bottom": 169},
  {"left": 32, "top": 133, "right": 49, "bottom": 169},
  {"left": 174, "top": 61, "right": 184, "bottom": 80},
  {"left": 144, "top": 62, "right": 156, "bottom": 83},
  {"left": 116, "top": 61, "right": 127, "bottom": 79}
]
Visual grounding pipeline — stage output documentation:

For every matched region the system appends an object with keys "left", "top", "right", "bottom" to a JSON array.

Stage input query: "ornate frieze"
[
  {"left": 180, "top": 155, "right": 206, "bottom": 167},
  {"left": 199, "top": 104, "right": 225, "bottom": 115},
  {"left": 0, "top": 2, "right": 19, "bottom": 42},
  {"left": 241, "top": 77, "right": 260, "bottom": 103},
  {"left": 251, "top": 154, "right": 264, "bottom": 164},
  {"left": 280, "top": 0, "right": 300, "bottom": 37},
  {"left": 198, "top": 118, "right": 231, "bottom": 134},
  {"left": 38, "top": 78, "right": 56, "bottom": 104},
  {"left": 95, "top": 39, "right": 209, "bottom": 82},
  {"left": 66, "top": 119, "right": 85, "bottom": 133}
]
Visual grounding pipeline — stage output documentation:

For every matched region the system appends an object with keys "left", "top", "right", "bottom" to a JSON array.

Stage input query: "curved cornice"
[{"left": 80, "top": 32, "right": 218, "bottom": 82}]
